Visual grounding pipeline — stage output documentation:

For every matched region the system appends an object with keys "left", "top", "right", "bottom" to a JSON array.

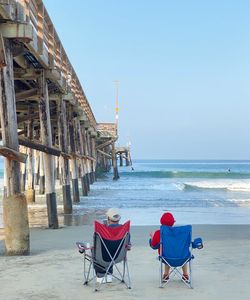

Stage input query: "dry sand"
[{"left": 0, "top": 225, "right": 250, "bottom": 300}]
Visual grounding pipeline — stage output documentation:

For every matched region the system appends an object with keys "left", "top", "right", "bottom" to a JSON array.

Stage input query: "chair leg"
[
  {"left": 83, "top": 255, "right": 87, "bottom": 284},
  {"left": 189, "top": 260, "right": 193, "bottom": 289},
  {"left": 93, "top": 262, "right": 98, "bottom": 292},
  {"left": 122, "top": 260, "right": 126, "bottom": 282},
  {"left": 84, "top": 258, "right": 92, "bottom": 284},
  {"left": 159, "top": 259, "right": 163, "bottom": 288},
  {"left": 125, "top": 259, "right": 132, "bottom": 289}
]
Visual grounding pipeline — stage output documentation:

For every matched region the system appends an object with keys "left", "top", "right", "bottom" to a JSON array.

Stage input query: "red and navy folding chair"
[
  {"left": 77, "top": 221, "right": 131, "bottom": 291},
  {"left": 159, "top": 225, "right": 203, "bottom": 289}
]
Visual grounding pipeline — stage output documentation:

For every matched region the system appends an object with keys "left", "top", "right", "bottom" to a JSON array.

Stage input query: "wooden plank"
[
  {"left": 16, "top": 88, "right": 38, "bottom": 101},
  {"left": 97, "top": 148, "right": 112, "bottom": 159},
  {"left": 14, "top": 68, "right": 41, "bottom": 80},
  {"left": 0, "top": 146, "right": 27, "bottom": 163},
  {"left": 0, "top": 23, "right": 33, "bottom": 41},
  {"left": 17, "top": 112, "right": 39, "bottom": 124},
  {"left": 18, "top": 137, "right": 61, "bottom": 156},
  {"left": 26, "top": 111, "right": 35, "bottom": 202},
  {"left": 38, "top": 70, "right": 58, "bottom": 228},
  {"left": 112, "top": 142, "right": 119, "bottom": 180},
  {"left": 0, "top": 34, "right": 7, "bottom": 68},
  {"left": 68, "top": 105, "right": 80, "bottom": 203},
  {"left": 96, "top": 138, "right": 116, "bottom": 150},
  {"left": 57, "top": 98, "right": 72, "bottom": 213}
]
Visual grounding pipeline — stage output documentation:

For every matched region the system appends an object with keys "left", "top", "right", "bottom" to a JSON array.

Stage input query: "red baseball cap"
[{"left": 160, "top": 212, "right": 175, "bottom": 226}]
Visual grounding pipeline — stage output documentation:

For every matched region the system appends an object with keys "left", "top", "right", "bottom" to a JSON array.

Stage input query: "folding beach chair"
[
  {"left": 158, "top": 225, "right": 203, "bottom": 289},
  {"left": 76, "top": 221, "right": 131, "bottom": 291}
]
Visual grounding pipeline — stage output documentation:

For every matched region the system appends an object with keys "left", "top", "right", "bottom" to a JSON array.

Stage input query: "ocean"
[
  {"left": 1, "top": 159, "right": 250, "bottom": 226},
  {"left": 81, "top": 160, "right": 250, "bottom": 225}
]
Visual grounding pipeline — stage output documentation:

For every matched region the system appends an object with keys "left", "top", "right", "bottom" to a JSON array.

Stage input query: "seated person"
[
  {"left": 149, "top": 212, "right": 189, "bottom": 282},
  {"left": 94, "top": 208, "right": 125, "bottom": 283}
]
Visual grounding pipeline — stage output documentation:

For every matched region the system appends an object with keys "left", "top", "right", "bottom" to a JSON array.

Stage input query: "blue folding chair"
[{"left": 159, "top": 225, "right": 203, "bottom": 289}]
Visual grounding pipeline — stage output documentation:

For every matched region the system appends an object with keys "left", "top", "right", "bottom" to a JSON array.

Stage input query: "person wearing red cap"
[{"left": 149, "top": 212, "right": 189, "bottom": 282}]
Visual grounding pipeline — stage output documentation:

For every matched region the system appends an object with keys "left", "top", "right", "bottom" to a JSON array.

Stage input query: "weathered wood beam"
[
  {"left": 112, "top": 142, "right": 119, "bottom": 180},
  {"left": 57, "top": 98, "right": 72, "bottom": 212},
  {"left": 14, "top": 55, "right": 28, "bottom": 69},
  {"left": 38, "top": 70, "right": 58, "bottom": 228},
  {"left": 26, "top": 112, "right": 35, "bottom": 203},
  {"left": 17, "top": 112, "right": 39, "bottom": 124},
  {"left": 18, "top": 137, "right": 61, "bottom": 156},
  {"left": 0, "top": 34, "right": 7, "bottom": 68},
  {"left": 18, "top": 129, "right": 26, "bottom": 136},
  {"left": 0, "top": 146, "right": 27, "bottom": 163},
  {"left": 39, "top": 151, "right": 45, "bottom": 194},
  {"left": 96, "top": 138, "right": 116, "bottom": 150},
  {"left": 16, "top": 88, "right": 38, "bottom": 101},
  {"left": 0, "top": 23, "right": 33, "bottom": 41},
  {"left": 90, "top": 137, "right": 97, "bottom": 181},
  {"left": 14, "top": 68, "right": 61, "bottom": 82},
  {"left": 79, "top": 124, "right": 89, "bottom": 191},
  {"left": 14, "top": 68, "right": 41, "bottom": 80},
  {"left": 97, "top": 148, "right": 112, "bottom": 159},
  {"left": 68, "top": 105, "right": 80, "bottom": 203},
  {"left": 86, "top": 131, "right": 94, "bottom": 184},
  {"left": 0, "top": 128, "right": 26, "bottom": 139},
  {"left": 76, "top": 119, "right": 88, "bottom": 196}
]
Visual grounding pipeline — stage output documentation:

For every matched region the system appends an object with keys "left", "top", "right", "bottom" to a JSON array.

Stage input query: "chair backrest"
[
  {"left": 93, "top": 221, "right": 130, "bottom": 267},
  {"left": 160, "top": 225, "right": 192, "bottom": 267}
]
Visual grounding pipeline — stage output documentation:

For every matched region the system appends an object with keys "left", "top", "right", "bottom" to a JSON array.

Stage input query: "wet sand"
[{"left": 0, "top": 225, "right": 250, "bottom": 300}]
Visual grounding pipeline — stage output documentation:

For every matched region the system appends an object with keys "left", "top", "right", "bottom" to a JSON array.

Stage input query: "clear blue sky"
[{"left": 44, "top": 0, "right": 250, "bottom": 159}]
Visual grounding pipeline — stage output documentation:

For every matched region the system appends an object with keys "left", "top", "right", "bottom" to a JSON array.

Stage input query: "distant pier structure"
[
  {"left": 0, "top": 0, "right": 131, "bottom": 256},
  {"left": 116, "top": 147, "right": 132, "bottom": 167},
  {"left": 96, "top": 123, "right": 132, "bottom": 179}
]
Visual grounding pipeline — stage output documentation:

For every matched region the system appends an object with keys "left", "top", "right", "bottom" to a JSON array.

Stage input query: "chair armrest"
[
  {"left": 126, "top": 244, "right": 132, "bottom": 251},
  {"left": 76, "top": 241, "right": 93, "bottom": 253},
  {"left": 192, "top": 237, "right": 203, "bottom": 249},
  {"left": 149, "top": 238, "right": 160, "bottom": 250}
]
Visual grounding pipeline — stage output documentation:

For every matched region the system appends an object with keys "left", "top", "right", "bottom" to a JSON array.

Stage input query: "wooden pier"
[
  {"left": 0, "top": 0, "right": 131, "bottom": 255},
  {"left": 116, "top": 146, "right": 132, "bottom": 167}
]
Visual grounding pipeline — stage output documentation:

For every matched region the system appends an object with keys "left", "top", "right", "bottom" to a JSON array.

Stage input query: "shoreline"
[{"left": 0, "top": 224, "right": 250, "bottom": 299}]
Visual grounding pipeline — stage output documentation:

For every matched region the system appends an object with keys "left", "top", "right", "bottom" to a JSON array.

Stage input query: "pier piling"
[
  {"left": 0, "top": 38, "right": 30, "bottom": 255},
  {"left": 58, "top": 98, "right": 72, "bottom": 213},
  {"left": 38, "top": 71, "right": 58, "bottom": 229}
]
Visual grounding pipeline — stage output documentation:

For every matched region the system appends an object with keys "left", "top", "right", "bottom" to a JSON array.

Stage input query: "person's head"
[
  {"left": 160, "top": 212, "right": 175, "bottom": 227},
  {"left": 106, "top": 208, "right": 121, "bottom": 224}
]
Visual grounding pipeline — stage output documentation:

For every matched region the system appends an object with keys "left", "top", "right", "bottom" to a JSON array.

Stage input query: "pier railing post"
[
  {"left": 58, "top": 97, "right": 72, "bottom": 213},
  {"left": 0, "top": 38, "right": 30, "bottom": 255},
  {"left": 38, "top": 70, "right": 58, "bottom": 229}
]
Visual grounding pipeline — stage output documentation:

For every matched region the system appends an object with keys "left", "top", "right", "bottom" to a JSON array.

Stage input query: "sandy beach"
[{"left": 0, "top": 224, "right": 250, "bottom": 300}]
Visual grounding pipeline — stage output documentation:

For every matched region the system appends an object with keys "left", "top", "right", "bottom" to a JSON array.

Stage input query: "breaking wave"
[
  {"left": 183, "top": 181, "right": 250, "bottom": 192},
  {"left": 122, "top": 170, "right": 250, "bottom": 179}
]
